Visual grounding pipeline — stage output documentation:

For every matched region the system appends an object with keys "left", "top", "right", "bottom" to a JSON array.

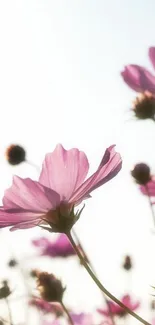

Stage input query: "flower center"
[{"left": 133, "top": 91, "right": 155, "bottom": 120}]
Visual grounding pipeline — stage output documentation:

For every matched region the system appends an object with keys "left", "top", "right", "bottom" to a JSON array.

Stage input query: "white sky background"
[{"left": 0, "top": 0, "right": 155, "bottom": 324}]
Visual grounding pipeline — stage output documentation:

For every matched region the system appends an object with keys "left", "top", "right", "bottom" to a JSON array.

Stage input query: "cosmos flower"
[
  {"left": 0, "top": 144, "right": 122, "bottom": 232},
  {"left": 32, "top": 234, "right": 76, "bottom": 258},
  {"left": 121, "top": 47, "right": 155, "bottom": 93},
  {"left": 97, "top": 295, "right": 140, "bottom": 318}
]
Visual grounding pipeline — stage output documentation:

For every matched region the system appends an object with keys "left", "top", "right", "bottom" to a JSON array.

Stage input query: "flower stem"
[
  {"left": 61, "top": 301, "right": 74, "bottom": 325},
  {"left": 72, "top": 229, "right": 115, "bottom": 325},
  {"left": 67, "top": 232, "right": 150, "bottom": 325},
  {"left": 5, "top": 298, "right": 13, "bottom": 325},
  {"left": 145, "top": 185, "right": 155, "bottom": 228}
]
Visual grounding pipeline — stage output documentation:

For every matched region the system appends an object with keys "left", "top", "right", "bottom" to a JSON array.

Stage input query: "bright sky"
[{"left": 0, "top": 1, "right": 155, "bottom": 324}]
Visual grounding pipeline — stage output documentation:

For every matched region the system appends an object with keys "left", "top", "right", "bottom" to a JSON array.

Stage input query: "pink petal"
[
  {"left": 140, "top": 180, "right": 155, "bottom": 196},
  {"left": 3, "top": 176, "right": 60, "bottom": 212},
  {"left": 70, "top": 145, "right": 122, "bottom": 204},
  {"left": 121, "top": 65, "right": 155, "bottom": 93},
  {"left": 39, "top": 144, "right": 89, "bottom": 201},
  {"left": 0, "top": 208, "right": 42, "bottom": 229},
  {"left": 149, "top": 47, "right": 155, "bottom": 70}
]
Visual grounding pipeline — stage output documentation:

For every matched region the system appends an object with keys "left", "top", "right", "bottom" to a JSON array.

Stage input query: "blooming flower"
[
  {"left": 29, "top": 297, "right": 63, "bottom": 315},
  {"left": 32, "top": 235, "right": 76, "bottom": 258},
  {"left": 0, "top": 144, "right": 122, "bottom": 232},
  {"left": 97, "top": 295, "right": 140, "bottom": 318},
  {"left": 121, "top": 47, "right": 155, "bottom": 93}
]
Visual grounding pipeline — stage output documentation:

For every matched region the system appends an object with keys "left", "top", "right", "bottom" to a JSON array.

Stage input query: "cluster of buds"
[{"left": 36, "top": 271, "right": 65, "bottom": 303}]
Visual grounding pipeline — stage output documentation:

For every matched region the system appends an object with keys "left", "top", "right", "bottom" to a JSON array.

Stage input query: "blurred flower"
[
  {"left": 7, "top": 258, "right": 18, "bottom": 268},
  {"left": 0, "top": 281, "right": 11, "bottom": 299},
  {"left": 32, "top": 235, "right": 75, "bottom": 258},
  {"left": 70, "top": 312, "right": 94, "bottom": 324},
  {"left": 131, "top": 163, "right": 151, "bottom": 185},
  {"left": 97, "top": 295, "right": 140, "bottom": 317},
  {"left": 30, "top": 269, "right": 38, "bottom": 278},
  {"left": 37, "top": 271, "right": 65, "bottom": 302},
  {"left": 132, "top": 91, "right": 155, "bottom": 120},
  {"left": 29, "top": 297, "right": 63, "bottom": 316},
  {"left": 5, "top": 145, "right": 26, "bottom": 165},
  {"left": 122, "top": 255, "right": 132, "bottom": 271},
  {"left": 121, "top": 47, "right": 155, "bottom": 93},
  {"left": 0, "top": 144, "right": 122, "bottom": 232}
]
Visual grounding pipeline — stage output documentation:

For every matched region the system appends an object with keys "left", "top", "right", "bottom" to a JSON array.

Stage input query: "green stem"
[
  {"left": 61, "top": 301, "right": 74, "bottom": 325},
  {"left": 72, "top": 229, "right": 115, "bottom": 325},
  {"left": 67, "top": 232, "right": 150, "bottom": 325}
]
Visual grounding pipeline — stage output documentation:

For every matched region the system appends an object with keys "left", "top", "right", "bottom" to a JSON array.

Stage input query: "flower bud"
[
  {"left": 8, "top": 259, "right": 18, "bottom": 268},
  {"left": 5, "top": 145, "right": 26, "bottom": 165},
  {"left": 131, "top": 163, "right": 151, "bottom": 185},
  {"left": 37, "top": 272, "right": 65, "bottom": 302},
  {"left": 122, "top": 255, "right": 132, "bottom": 271},
  {"left": 0, "top": 280, "right": 11, "bottom": 299}
]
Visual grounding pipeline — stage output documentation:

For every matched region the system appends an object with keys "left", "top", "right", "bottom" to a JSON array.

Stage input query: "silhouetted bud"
[
  {"left": 8, "top": 259, "right": 18, "bottom": 268},
  {"left": 0, "top": 281, "right": 11, "bottom": 299},
  {"left": 133, "top": 92, "right": 155, "bottom": 120},
  {"left": 131, "top": 163, "right": 151, "bottom": 185},
  {"left": 122, "top": 255, "right": 132, "bottom": 271},
  {"left": 37, "top": 272, "right": 65, "bottom": 302},
  {"left": 6, "top": 145, "right": 26, "bottom": 165}
]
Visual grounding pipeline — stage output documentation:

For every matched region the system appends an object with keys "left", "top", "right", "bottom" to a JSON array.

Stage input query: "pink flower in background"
[
  {"left": 32, "top": 234, "right": 76, "bottom": 258},
  {"left": 0, "top": 144, "right": 122, "bottom": 232},
  {"left": 97, "top": 295, "right": 140, "bottom": 318},
  {"left": 121, "top": 47, "right": 155, "bottom": 93},
  {"left": 29, "top": 298, "right": 63, "bottom": 316},
  {"left": 70, "top": 312, "right": 94, "bottom": 324}
]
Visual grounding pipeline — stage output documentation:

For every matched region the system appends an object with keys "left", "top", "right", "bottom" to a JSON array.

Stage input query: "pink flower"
[
  {"left": 121, "top": 47, "right": 155, "bottom": 93},
  {"left": 29, "top": 298, "right": 63, "bottom": 316},
  {"left": 32, "top": 234, "right": 76, "bottom": 258},
  {"left": 0, "top": 144, "right": 122, "bottom": 232},
  {"left": 97, "top": 295, "right": 140, "bottom": 318},
  {"left": 70, "top": 312, "right": 94, "bottom": 325},
  {"left": 140, "top": 179, "right": 155, "bottom": 197}
]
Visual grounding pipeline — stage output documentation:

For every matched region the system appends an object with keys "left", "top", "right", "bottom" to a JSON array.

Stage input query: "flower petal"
[
  {"left": 149, "top": 47, "right": 155, "bottom": 70},
  {"left": 70, "top": 145, "right": 122, "bottom": 204},
  {"left": 140, "top": 180, "right": 155, "bottom": 196},
  {"left": 39, "top": 144, "right": 89, "bottom": 201},
  {"left": 0, "top": 208, "right": 42, "bottom": 230},
  {"left": 121, "top": 65, "right": 155, "bottom": 93},
  {"left": 3, "top": 176, "right": 60, "bottom": 212}
]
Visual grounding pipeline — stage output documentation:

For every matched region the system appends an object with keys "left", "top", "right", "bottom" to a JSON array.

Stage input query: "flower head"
[
  {"left": 37, "top": 271, "right": 65, "bottom": 302},
  {"left": 121, "top": 47, "right": 155, "bottom": 94},
  {"left": 97, "top": 295, "right": 140, "bottom": 318},
  {"left": 0, "top": 144, "right": 122, "bottom": 233},
  {"left": 133, "top": 91, "right": 155, "bottom": 120},
  {"left": 5, "top": 145, "right": 26, "bottom": 165},
  {"left": 7, "top": 259, "right": 18, "bottom": 268},
  {"left": 0, "top": 280, "right": 11, "bottom": 299},
  {"left": 32, "top": 235, "right": 76, "bottom": 258},
  {"left": 131, "top": 163, "right": 151, "bottom": 185}
]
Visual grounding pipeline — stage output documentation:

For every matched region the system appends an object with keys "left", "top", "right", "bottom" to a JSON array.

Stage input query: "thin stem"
[
  {"left": 61, "top": 301, "right": 74, "bottom": 325},
  {"left": 5, "top": 298, "right": 12, "bottom": 325},
  {"left": 72, "top": 229, "right": 115, "bottom": 325},
  {"left": 145, "top": 185, "right": 155, "bottom": 228},
  {"left": 26, "top": 160, "right": 40, "bottom": 173},
  {"left": 67, "top": 232, "right": 150, "bottom": 325}
]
